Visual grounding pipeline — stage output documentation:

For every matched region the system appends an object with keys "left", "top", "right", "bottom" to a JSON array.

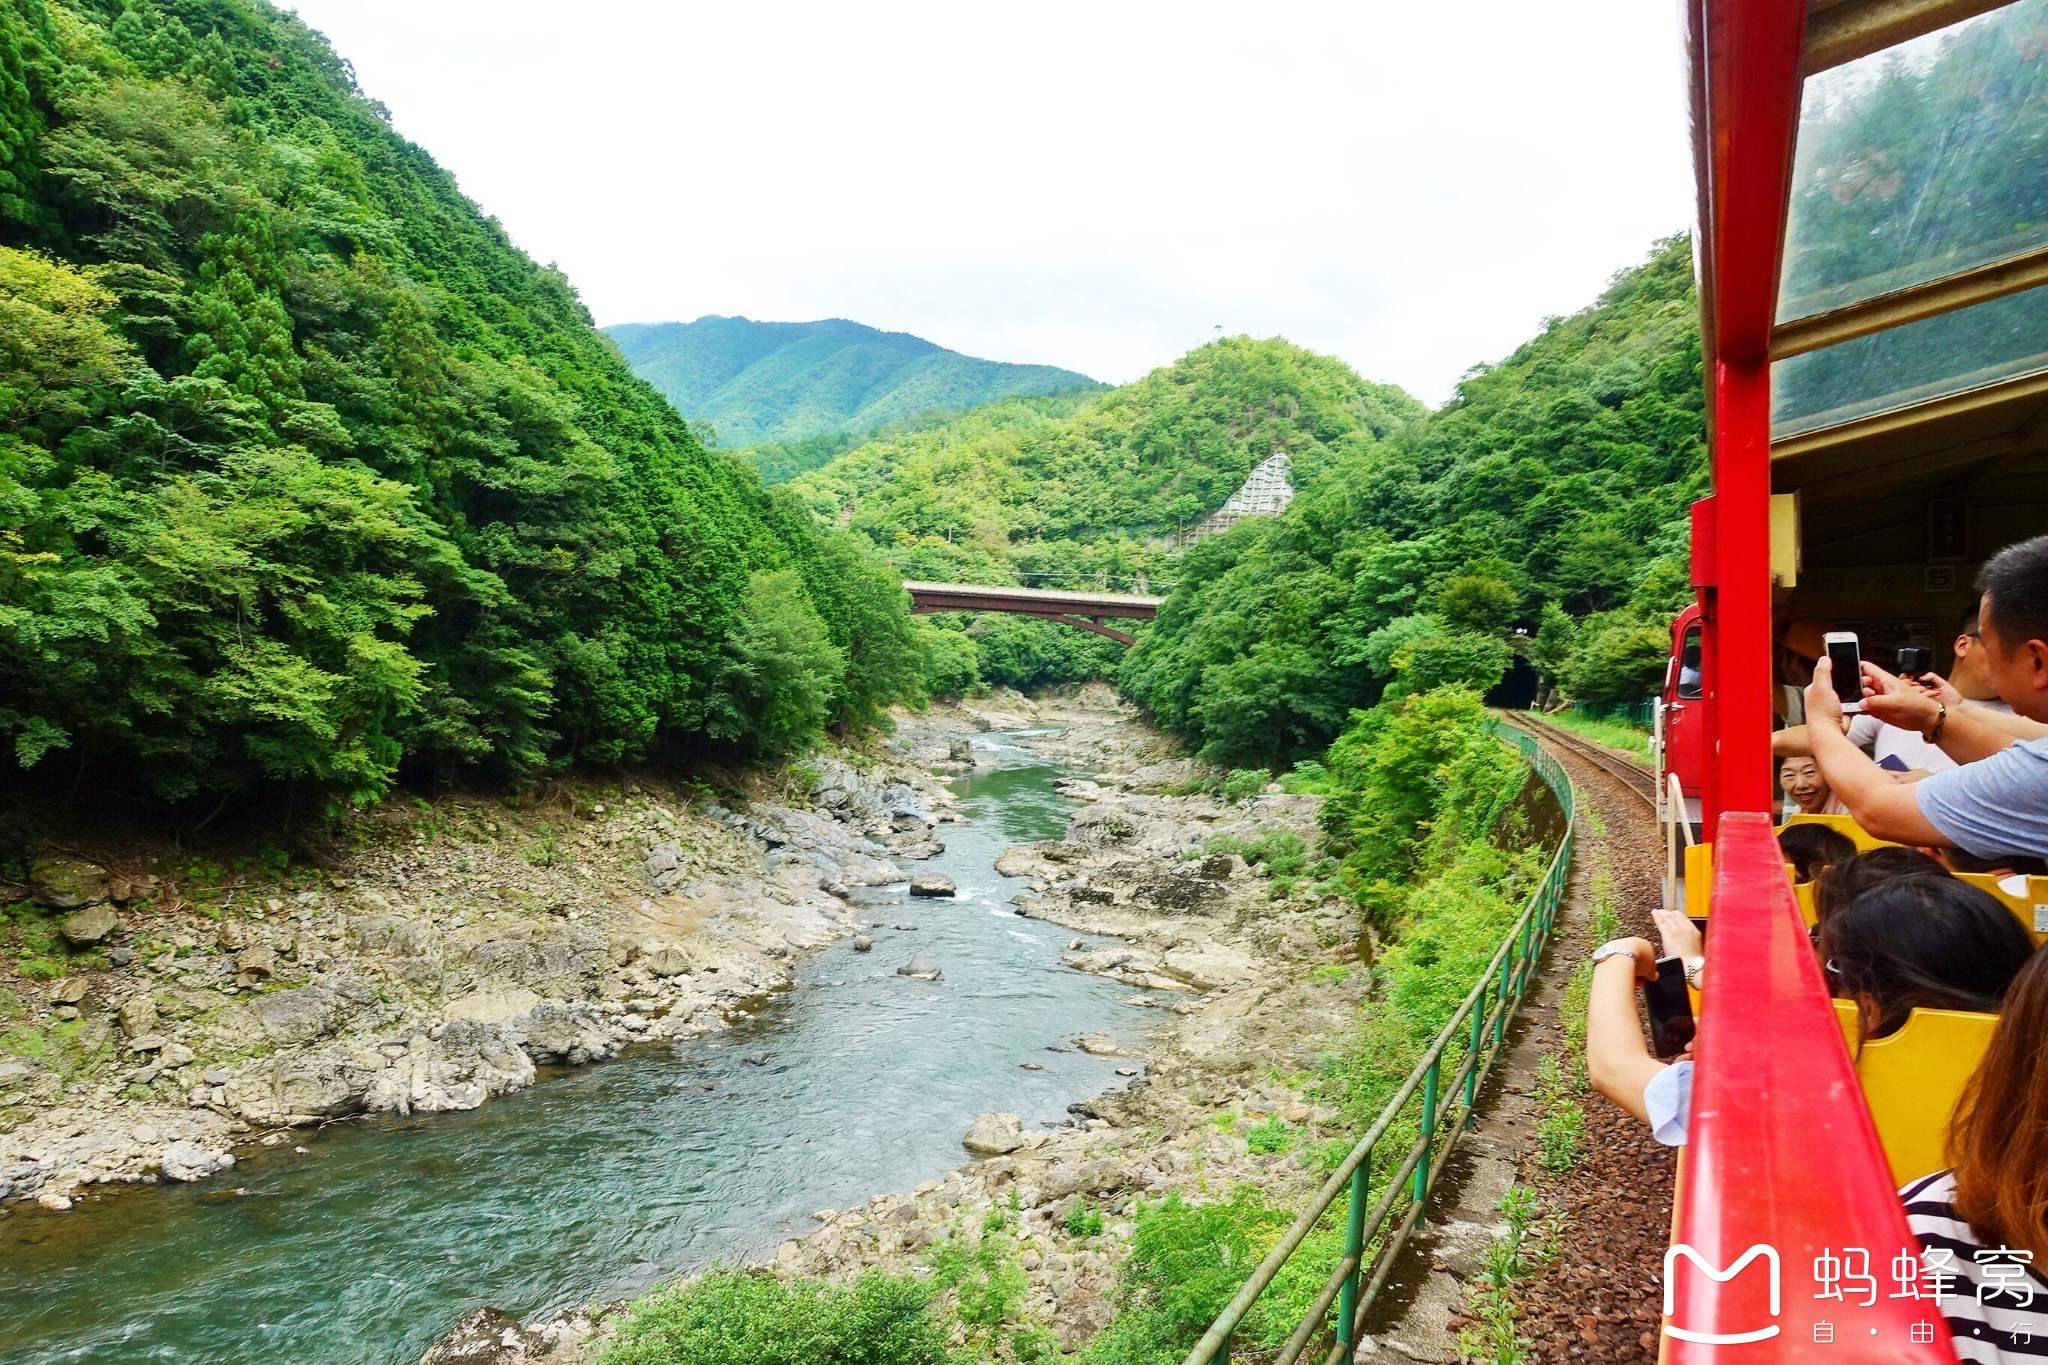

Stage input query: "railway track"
[{"left": 1499, "top": 711, "right": 1659, "bottom": 809}]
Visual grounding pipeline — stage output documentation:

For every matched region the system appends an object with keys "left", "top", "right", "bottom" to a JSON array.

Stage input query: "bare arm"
[
  {"left": 1857, "top": 663, "right": 2022, "bottom": 764},
  {"left": 1805, "top": 662, "right": 1953, "bottom": 847},
  {"left": 1772, "top": 726, "right": 1812, "bottom": 759},
  {"left": 1586, "top": 938, "right": 1665, "bottom": 1124}
]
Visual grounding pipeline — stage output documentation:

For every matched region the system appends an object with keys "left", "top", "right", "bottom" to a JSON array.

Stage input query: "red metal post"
[
  {"left": 1710, "top": 361, "right": 1776, "bottom": 817},
  {"left": 1693, "top": 0, "right": 1806, "bottom": 821}
]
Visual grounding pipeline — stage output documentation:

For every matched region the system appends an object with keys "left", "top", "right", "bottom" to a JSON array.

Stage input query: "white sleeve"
[
  {"left": 1642, "top": 1060, "right": 1693, "bottom": 1147},
  {"left": 1845, "top": 714, "right": 1882, "bottom": 751}
]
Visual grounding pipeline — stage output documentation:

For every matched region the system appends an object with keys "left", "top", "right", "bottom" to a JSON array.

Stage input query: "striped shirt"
[{"left": 1901, "top": 1171, "right": 2048, "bottom": 1361}]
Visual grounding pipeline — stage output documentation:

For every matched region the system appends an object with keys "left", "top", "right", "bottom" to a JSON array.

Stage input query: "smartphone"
[
  {"left": 1643, "top": 956, "right": 1697, "bottom": 1057},
  {"left": 1896, "top": 646, "right": 1931, "bottom": 678},
  {"left": 1823, "top": 631, "right": 1864, "bottom": 713}
]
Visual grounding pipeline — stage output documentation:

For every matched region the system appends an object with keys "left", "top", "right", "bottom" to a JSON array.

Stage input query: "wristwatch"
[
  {"left": 1684, "top": 956, "right": 1706, "bottom": 990},
  {"left": 1591, "top": 942, "right": 1637, "bottom": 968}
]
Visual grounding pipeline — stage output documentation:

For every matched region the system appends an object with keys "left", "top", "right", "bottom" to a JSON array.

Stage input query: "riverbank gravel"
[{"left": 0, "top": 744, "right": 962, "bottom": 1212}]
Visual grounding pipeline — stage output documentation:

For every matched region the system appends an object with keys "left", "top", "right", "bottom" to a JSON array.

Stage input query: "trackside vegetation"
[{"left": 0, "top": 0, "right": 923, "bottom": 807}]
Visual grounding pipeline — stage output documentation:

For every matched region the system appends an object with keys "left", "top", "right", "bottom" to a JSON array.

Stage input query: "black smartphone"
[
  {"left": 1896, "top": 646, "right": 1931, "bottom": 678},
  {"left": 1824, "top": 631, "right": 1864, "bottom": 713},
  {"left": 1643, "top": 956, "right": 1696, "bottom": 1058}
]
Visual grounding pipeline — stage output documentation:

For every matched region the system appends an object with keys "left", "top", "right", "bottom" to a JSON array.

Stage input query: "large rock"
[
  {"left": 642, "top": 944, "right": 694, "bottom": 977},
  {"left": 31, "top": 855, "right": 109, "bottom": 910},
  {"left": 160, "top": 1142, "right": 234, "bottom": 1182},
  {"left": 363, "top": 1020, "right": 535, "bottom": 1117},
  {"left": 908, "top": 875, "right": 956, "bottom": 898},
  {"left": 896, "top": 955, "right": 944, "bottom": 982},
  {"left": 59, "top": 903, "right": 119, "bottom": 947},
  {"left": 519, "top": 1002, "right": 619, "bottom": 1067},
  {"left": 962, "top": 1111, "right": 1025, "bottom": 1156},
  {"left": 419, "top": 1305, "right": 595, "bottom": 1364},
  {"left": 249, "top": 976, "right": 382, "bottom": 1047},
  {"left": 117, "top": 993, "right": 158, "bottom": 1039}
]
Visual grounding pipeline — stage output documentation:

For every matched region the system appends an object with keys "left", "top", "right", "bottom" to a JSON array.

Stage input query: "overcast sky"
[{"left": 283, "top": 1, "right": 1694, "bottom": 406}]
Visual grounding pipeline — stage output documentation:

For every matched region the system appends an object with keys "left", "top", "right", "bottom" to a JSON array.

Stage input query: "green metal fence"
[{"left": 1178, "top": 722, "right": 1575, "bottom": 1365}]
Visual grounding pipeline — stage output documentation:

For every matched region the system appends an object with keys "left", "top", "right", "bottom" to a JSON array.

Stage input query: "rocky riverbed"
[
  {"left": 0, "top": 746, "right": 963, "bottom": 1212},
  {"left": 434, "top": 685, "right": 1383, "bottom": 1362}
]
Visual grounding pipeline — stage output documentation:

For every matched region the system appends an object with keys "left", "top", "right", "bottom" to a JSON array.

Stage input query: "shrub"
[
  {"left": 1065, "top": 1199, "right": 1107, "bottom": 1238},
  {"left": 927, "top": 1218, "right": 1028, "bottom": 1352},
  {"left": 596, "top": 1270, "right": 959, "bottom": 1365},
  {"left": 1079, "top": 1189, "right": 1291, "bottom": 1363},
  {"left": 1219, "top": 767, "right": 1269, "bottom": 803},
  {"left": 1245, "top": 1114, "right": 1296, "bottom": 1155}
]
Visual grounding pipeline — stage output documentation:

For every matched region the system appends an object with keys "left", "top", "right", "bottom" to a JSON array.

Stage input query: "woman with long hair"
[{"left": 1903, "top": 945, "right": 2048, "bottom": 1361}]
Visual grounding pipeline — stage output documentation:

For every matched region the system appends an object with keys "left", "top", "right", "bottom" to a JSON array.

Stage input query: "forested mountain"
[
  {"left": 605, "top": 315, "right": 1102, "bottom": 450},
  {"left": 786, "top": 338, "right": 1425, "bottom": 692},
  {"left": 1120, "top": 237, "right": 1706, "bottom": 767},
  {"left": 0, "top": 0, "right": 921, "bottom": 804}
]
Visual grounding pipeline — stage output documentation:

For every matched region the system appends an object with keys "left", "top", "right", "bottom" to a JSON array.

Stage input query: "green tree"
[{"left": 706, "top": 570, "right": 846, "bottom": 758}]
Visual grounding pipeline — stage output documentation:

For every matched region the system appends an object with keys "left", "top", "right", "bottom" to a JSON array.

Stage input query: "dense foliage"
[
  {"left": 605, "top": 315, "right": 1102, "bottom": 449},
  {"left": 0, "top": 0, "right": 921, "bottom": 803},
  {"left": 597, "top": 1270, "right": 963, "bottom": 1365},
  {"left": 788, "top": 337, "right": 1422, "bottom": 693},
  {"left": 1120, "top": 237, "right": 1705, "bottom": 767}
]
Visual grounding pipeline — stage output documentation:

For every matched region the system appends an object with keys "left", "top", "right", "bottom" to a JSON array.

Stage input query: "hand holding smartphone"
[
  {"left": 1643, "top": 956, "right": 1697, "bottom": 1057},
  {"left": 1824, "top": 631, "right": 1865, "bottom": 714}
]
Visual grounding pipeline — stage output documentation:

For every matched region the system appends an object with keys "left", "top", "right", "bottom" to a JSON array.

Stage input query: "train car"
[{"left": 1664, "top": 0, "right": 2047, "bottom": 1359}]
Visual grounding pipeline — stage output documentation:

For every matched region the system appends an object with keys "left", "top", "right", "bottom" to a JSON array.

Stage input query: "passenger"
[
  {"left": 1822, "top": 877, "right": 2032, "bottom": 1042},
  {"left": 1777, "top": 822, "right": 1855, "bottom": 883},
  {"left": 1814, "top": 846, "right": 1950, "bottom": 929},
  {"left": 1805, "top": 535, "right": 2048, "bottom": 859},
  {"left": 1778, "top": 755, "right": 1845, "bottom": 818},
  {"left": 1585, "top": 877, "right": 2028, "bottom": 1147},
  {"left": 1932, "top": 846, "right": 2048, "bottom": 882},
  {"left": 1903, "top": 945, "right": 2048, "bottom": 1362}
]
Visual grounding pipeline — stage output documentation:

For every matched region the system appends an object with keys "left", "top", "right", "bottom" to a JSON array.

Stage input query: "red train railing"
[{"left": 1664, "top": 812, "right": 1957, "bottom": 1362}]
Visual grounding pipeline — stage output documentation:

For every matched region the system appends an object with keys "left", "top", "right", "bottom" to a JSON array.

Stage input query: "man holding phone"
[
  {"left": 1771, "top": 619, "right": 2017, "bottom": 774},
  {"left": 1805, "top": 535, "right": 2048, "bottom": 860}
]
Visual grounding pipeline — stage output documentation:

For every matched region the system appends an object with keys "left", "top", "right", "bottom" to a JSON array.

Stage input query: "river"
[{"left": 0, "top": 732, "right": 1154, "bottom": 1364}]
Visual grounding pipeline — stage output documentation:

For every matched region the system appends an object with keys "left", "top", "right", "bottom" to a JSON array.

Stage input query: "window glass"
[
  {"left": 1779, "top": 0, "right": 2048, "bottom": 321},
  {"left": 1771, "top": 282, "right": 2048, "bottom": 436},
  {"left": 1678, "top": 626, "right": 1703, "bottom": 700}
]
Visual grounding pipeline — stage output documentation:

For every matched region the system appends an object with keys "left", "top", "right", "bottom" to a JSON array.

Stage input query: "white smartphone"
[{"left": 1823, "top": 631, "right": 1864, "bottom": 714}]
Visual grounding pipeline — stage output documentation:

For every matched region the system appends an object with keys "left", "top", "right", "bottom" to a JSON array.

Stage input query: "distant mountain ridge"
[{"left": 605, "top": 316, "right": 1102, "bottom": 446}]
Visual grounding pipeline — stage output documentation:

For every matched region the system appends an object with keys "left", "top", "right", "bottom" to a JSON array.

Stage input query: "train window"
[
  {"left": 1778, "top": 0, "right": 2048, "bottom": 321},
  {"left": 1772, "top": 281, "right": 2048, "bottom": 436},
  {"left": 1678, "top": 625, "right": 1703, "bottom": 700}
]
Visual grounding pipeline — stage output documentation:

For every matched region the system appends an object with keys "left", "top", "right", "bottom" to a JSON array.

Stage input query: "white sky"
[{"left": 283, "top": 1, "right": 1694, "bottom": 406}]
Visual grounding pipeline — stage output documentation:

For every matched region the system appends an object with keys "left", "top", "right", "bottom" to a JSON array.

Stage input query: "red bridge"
[{"left": 903, "top": 581, "right": 1163, "bottom": 645}]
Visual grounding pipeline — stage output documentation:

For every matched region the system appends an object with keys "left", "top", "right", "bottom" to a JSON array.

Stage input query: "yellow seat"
[
  {"left": 1952, "top": 872, "right": 2048, "bottom": 944},
  {"left": 1685, "top": 842, "right": 1713, "bottom": 918},
  {"left": 1777, "top": 812, "right": 1895, "bottom": 852},
  {"left": 1833, "top": 1001, "right": 1996, "bottom": 1186},
  {"left": 1792, "top": 879, "right": 1818, "bottom": 927}
]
